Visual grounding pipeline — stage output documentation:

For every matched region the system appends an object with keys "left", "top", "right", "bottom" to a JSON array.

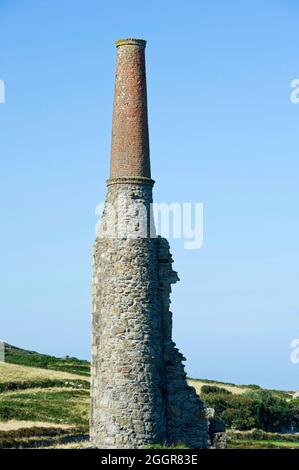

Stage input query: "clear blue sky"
[{"left": 0, "top": 0, "right": 298, "bottom": 390}]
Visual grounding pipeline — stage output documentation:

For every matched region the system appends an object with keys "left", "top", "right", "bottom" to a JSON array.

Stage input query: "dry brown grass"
[
  {"left": 41, "top": 440, "right": 90, "bottom": 449},
  {"left": 0, "top": 386, "right": 88, "bottom": 396},
  {"left": 0, "top": 420, "right": 74, "bottom": 431},
  {"left": 0, "top": 363, "right": 90, "bottom": 384},
  {"left": 187, "top": 379, "right": 248, "bottom": 396}
]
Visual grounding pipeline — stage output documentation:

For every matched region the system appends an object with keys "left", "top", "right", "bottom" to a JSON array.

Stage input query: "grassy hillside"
[
  {"left": 0, "top": 343, "right": 299, "bottom": 449},
  {"left": 188, "top": 377, "right": 293, "bottom": 399},
  {"left": 4, "top": 343, "right": 90, "bottom": 376},
  {"left": 0, "top": 363, "right": 89, "bottom": 388},
  {"left": 0, "top": 344, "right": 90, "bottom": 448}
]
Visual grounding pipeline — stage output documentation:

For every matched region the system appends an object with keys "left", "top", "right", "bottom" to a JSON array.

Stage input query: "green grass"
[
  {"left": 0, "top": 389, "right": 89, "bottom": 429},
  {"left": 147, "top": 443, "right": 188, "bottom": 449},
  {"left": 4, "top": 343, "right": 90, "bottom": 376},
  {"left": 0, "top": 426, "right": 86, "bottom": 448},
  {"left": 228, "top": 439, "right": 299, "bottom": 449},
  {"left": 0, "top": 346, "right": 90, "bottom": 448},
  {"left": 0, "top": 429, "right": 88, "bottom": 449},
  {"left": 0, "top": 379, "right": 89, "bottom": 393},
  {"left": 0, "top": 342, "right": 297, "bottom": 449},
  {"left": 227, "top": 429, "right": 299, "bottom": 449},
  {"left": 188, "top": 377, "right": 292, "bottom": 399}
]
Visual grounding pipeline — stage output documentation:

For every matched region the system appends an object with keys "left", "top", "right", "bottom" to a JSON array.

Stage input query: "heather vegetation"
[
  {"left": 0, "top": 343, "right": 299, "bottom": 449},
  {"left": 201, "top": 386, "right": 299, "bottom": 433}
]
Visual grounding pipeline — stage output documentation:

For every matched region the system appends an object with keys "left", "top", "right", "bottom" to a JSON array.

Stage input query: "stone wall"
[
  {"left": 91, "top": 183, "right": 165, "bottom": 448},
  {"left": 91, "top": 182, "right": 212, "bottom": 448},
  {"left": 91, "top": 38, "right": 226, "bottom": 449},
  {"left": 157, "top": 237, "right": 209, "bottom": 448}
]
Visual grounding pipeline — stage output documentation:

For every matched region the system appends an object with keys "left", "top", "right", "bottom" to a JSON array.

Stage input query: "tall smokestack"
[
  {"left": 109, "top": 39, "right": 152, "bottom": 182},
  {"left": 91, "top": 39, "right": 210, "bottom": 450}
]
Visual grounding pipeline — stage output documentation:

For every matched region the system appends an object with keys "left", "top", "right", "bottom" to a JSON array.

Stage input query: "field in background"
[
  {"left": 0, "top": 343, "right": 298, "bottom": 449},
  {"left": 0, "top": 362, "right": 90, "bottom": 385},
  {"left": 188, "top": 377, "right": 293, "bottom": 399},
  {"left": 0, "top": 344, "right": 89, "bottom": 448},
  {"left": 4, "top": 343, "right": 90, "bottom": 376}
]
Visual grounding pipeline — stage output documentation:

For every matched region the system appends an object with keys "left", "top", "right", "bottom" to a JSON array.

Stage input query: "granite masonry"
[{"left": 91, "top": 38, "right": 225, "bottom": 449}]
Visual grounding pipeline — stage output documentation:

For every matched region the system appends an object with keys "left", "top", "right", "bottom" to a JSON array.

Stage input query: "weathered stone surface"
[
  {"left": 209, "top": 417, "right": 226, "bottom": 434},
  {"left": 90, "top": 38, "right": 219, "bottom": 449},
  {"left": 210, "top": 432, "right": 228, "bottom": 449},
  {"left": 91, "top": 182, "right": 209, "bottom": 448},
  {"left": 91, "top": 182, "right": 165, "bottom": 449}
]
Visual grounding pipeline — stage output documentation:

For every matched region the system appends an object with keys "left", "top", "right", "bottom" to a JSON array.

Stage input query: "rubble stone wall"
[{"left": 91, "top": 183, "right": 211, "bottom": 448}]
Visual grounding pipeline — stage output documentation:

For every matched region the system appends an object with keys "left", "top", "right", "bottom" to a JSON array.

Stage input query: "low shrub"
[
  {"left": 203, "top": 390, "right": 295, "bottom": 432},
  {"left": 0, "top": 379, "right": 89, "bottom": 393},
  {"left": 201, "top": 385, "right": 231, "bottom": 395},
  {"left": 4, "top": 344, "right": 90, "bottom": 376}
]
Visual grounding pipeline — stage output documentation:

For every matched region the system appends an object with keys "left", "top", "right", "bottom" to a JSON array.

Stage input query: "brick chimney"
[
  {"left": 109, "top": 39, "right": 153, "bottom": 184},
  {"left": 91, "top": 39, "right": 210, "bottom": 449}
]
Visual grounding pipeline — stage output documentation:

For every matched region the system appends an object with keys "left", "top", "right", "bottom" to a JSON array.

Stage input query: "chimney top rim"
[{"left": 115, "top": 38, "right": 146, "bottom": 47}]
